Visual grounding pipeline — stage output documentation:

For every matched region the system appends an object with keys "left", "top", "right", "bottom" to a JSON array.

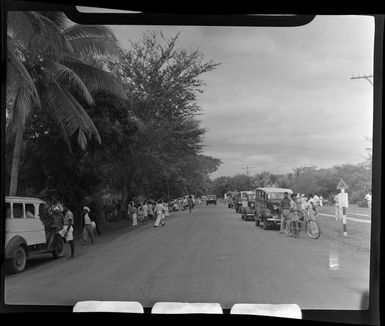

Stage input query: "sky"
[{"left": 76, "top": 10, "right": 375, "bottom": 178}]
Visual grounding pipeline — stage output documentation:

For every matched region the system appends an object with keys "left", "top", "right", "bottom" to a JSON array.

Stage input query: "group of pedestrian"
[
  {"left": 127, "top": 200, "right": 170, "bottom": 227},
  {"left": 43, "top": 202, "right": 102, "bottom": 259},
  {"left": 279, "top": 192, "right": 321, "bottom": 235}
]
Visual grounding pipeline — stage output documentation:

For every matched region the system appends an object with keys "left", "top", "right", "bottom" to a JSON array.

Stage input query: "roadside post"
[{"left": 336, "top": 178, "right": 349, "bottom": 237}]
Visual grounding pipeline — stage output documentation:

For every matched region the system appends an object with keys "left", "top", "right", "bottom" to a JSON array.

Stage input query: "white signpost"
[{"left": 336, "top": 178, "right": 349, "bottom": 237}]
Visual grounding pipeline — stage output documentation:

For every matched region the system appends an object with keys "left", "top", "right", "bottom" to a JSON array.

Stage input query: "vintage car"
[
  {"left": 254, "top": 187, "right": 294, "bottom": 230},
  {"left": 234, "top": 190, "right": 250, "bottom": 213},
  {"left": 4, "top": 196, "right": 65, "bottom": 274},
  {"left": 237, "top": 191, "right": 253, "bottom": 214},
  {"left": 206, "top": 195, "right": 217, "bottom": 205},
  {"left": 240, "top": 192, "right": 257, "bottom": 221}
]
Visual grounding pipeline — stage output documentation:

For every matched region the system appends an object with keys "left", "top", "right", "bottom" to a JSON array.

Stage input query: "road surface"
[{"left": 5, "top": 203, "right": 370, "bottom": 310}]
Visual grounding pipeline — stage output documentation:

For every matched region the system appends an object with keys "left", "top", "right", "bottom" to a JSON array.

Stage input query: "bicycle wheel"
[
  {"left": 283, "top": 217, "right": 293, "bottom": 236},
  {"left": 305, "top": 219, "right": 321, "bottom": 239}
]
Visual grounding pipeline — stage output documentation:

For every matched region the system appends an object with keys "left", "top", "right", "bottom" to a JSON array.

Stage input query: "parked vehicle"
[
  {"left": 233, "top": 191, "right": 248, "bottom": 213},
  {"left": 240, "top": 192, "right": 257, "bottom": 221},
  {"left": 4, "top": 196, "right": 65, "bottom": 274},
  {"left": 254, "top": 188, "right": 294, "bottom": 230},
  {"left": 206, "top": 195, "right": 217, "bottom": 205},
  {"left": 236, "top": 191, "right": 252, "bottom": 214}
]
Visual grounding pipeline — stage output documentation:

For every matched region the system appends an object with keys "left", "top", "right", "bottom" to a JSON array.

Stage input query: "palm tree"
[{"left": 6, "top": 11, "right": 127, "bottom": 195}]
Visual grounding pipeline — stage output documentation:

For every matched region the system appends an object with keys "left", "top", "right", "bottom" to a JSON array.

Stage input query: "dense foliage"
[
  {"left": 208, "top": 163, "right": 372, "bottom": 205},
  {"left": 6, "top": 17, "right": 222, "bottom": 223}
]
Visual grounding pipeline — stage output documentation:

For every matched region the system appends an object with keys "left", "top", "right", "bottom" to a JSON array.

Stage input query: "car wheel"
[
  {"left": 52, "top": 236, "right": 65, "bottom": 258},
  {"left": 7, "top": 245, "right": 27, "bottom": 274}
]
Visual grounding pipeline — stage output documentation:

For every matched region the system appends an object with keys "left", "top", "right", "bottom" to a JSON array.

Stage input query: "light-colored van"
[{"left": 4, "top": 196, "right": 65, "bottom": 273}]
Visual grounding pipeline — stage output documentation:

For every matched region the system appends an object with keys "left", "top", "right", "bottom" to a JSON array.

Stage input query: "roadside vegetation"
[{"left": 6, "top": 12, "right": 221, "bottom": 225}]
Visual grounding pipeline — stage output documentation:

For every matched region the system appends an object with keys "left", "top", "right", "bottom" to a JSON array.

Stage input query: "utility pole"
[
  {"left": 350, "top": 74, "right": 373, "bottom": 86},
  {"left": 240, "top": 166, "right": 257, "bottom": 189}
]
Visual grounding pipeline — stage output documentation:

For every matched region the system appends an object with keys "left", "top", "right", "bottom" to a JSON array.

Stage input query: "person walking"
[
  {"left": 141, "top": 201, "right": 149, "bottom": 224},
  {"left": 81, "top": 206, "right": 95, "bottom": 245},
  {"left": 365, "top": 191, "right": 372, "bottom": 210},
  {"left": 154, "top": 201, "right": 164, "bottom": 227},
  {"left": 280, "top": 192, "right": 291, "bottom": 234},
  {"left": 132, "top": 204, "right": 138, "bottom": 226},
  {"left": 162, "top": 201, "right": 169, "bottom": 225},
  {"left": 187, "top": 196, "right": 194, "bottom": 213},
  {"left": 62, "top": 207, "right": 75, "bottom": 258},
  {"left": 47, "top": 202, "right": 64, "bottom": 249}
]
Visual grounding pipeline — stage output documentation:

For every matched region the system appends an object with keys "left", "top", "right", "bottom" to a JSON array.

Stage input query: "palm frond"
[
  {"left": 64, "top": 25, "right": 120, "bottom": 56},
  {"left": 7, "top": 85, "right": 36, "bottom": 134},
  {"left": 68, "top": 37, "right": 121, "bottom": 57},
  {"left": 7, "top": 11, "right": 36, "bottom": 42},
  {"left": 7, "top": 48, "right": 40, "bottom": 107},
  {"left": 64, "top": 89, "right": 101, "bottom": 144},
  {"left": 63, "top": 25, "right": 117, "bottom": 42},
  {"left": 41, "top": 60, "right": 94, "bottom": 105},
  {"left": 44, "top": 80, "right": 100, "bottom": 150},
  {"left": 62, "top": 55, "right": 127, "bottom": 99},
  {"left": 26, "top": 12, "right": 73, "bottom": 59},
  {"left": 37, "top": 12, "right": 69, "bottom": 30}
]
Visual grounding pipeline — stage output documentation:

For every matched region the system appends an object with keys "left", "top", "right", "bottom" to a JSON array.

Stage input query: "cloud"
[{"left": 105, "top": 16, "right": 374, "bottom": 178}]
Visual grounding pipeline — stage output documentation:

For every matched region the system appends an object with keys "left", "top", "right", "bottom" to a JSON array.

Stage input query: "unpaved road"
[{"left": 5, "top": 203, "right": 370, "bottom": 310}]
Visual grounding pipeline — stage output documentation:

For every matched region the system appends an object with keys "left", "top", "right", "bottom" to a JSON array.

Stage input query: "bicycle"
[{"left": 283, "top": 207, "right": 321, "bottom": 239}]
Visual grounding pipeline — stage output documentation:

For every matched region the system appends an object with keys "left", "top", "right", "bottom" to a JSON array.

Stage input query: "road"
[{"left": 5, "top": 203, "right": 370, "bottom": 310}]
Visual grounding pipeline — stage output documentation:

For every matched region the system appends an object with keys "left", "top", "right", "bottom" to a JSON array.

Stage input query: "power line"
[{"left": 350, "top": 74, "right": 373, "bottom": 86}]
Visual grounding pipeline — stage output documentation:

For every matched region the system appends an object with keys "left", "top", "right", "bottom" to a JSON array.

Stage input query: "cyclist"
[{"left": 187, "top": 195, "right": 194, "bottom": 213}]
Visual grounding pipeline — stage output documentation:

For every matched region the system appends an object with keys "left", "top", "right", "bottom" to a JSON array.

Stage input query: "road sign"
[
  {"left": 336, "top": 178, "right": 348, "bottom": 190},
  {"left": 336, "top": 178, "right": 349, "bottom": 237}
]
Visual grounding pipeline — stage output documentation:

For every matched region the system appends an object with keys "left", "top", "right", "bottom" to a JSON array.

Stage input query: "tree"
[
  {"left": 105, "top": 31, "right": 221, "bottom": 210},
  {"left": 6, "top": 11, "right": 126, "bottom": 195}
]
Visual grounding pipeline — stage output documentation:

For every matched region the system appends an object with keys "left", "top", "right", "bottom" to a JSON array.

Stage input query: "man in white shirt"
[
  {"left": 365, "top": 191, "right": 372, "bottom": 210},
  {"left": 308, "top": 194, "right": 318, "bottom": 218}
]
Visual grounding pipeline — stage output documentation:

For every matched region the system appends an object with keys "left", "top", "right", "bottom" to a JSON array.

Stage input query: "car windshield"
[
  {"left": 240, "top": 193, "right": 249, "bottom": 200},
  {"left": 248, "top": 193, "right": 256, "bottom": 200},
  {"left": 4, "top": 8, "right": 376, "bottom": 322},
  {"left": 267, "top": 192, "right": 288, "bottom": 200}
]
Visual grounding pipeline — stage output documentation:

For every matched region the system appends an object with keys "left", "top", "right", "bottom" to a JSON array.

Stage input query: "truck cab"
[{"left": 4, "top": 196, "right": 65, "bottom": 274}]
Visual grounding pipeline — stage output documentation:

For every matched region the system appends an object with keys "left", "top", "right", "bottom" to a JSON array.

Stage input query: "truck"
[{"left": 4, "top": 196, "right": 65, "bottom": 274}]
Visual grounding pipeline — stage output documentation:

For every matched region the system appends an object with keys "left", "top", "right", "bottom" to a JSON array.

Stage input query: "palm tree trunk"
[{"left": 9, "top": 125, "right": 25, "bottom": 196}]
